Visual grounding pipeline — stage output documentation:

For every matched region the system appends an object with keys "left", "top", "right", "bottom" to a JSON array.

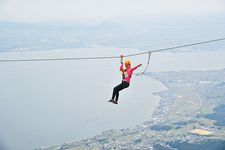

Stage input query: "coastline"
[
  {"left": 2, "top": 47, "right": 172, "bottom": 150},
  {"left": 38, "top": 68, "right": 225, "bottom": 150},
  {"left": 33, "top": 50, "right": 225, "bottom": 150},
  {"left": 38, "top": 75, "right": 169, "bottom": 150},
  {"left": 150, "top": 76, "right": 169, "bottom": 122}
]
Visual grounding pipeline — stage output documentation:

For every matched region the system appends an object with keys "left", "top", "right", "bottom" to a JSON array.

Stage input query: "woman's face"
[{"left": 125, "top": 63, "right": 131, "bottom": 69}]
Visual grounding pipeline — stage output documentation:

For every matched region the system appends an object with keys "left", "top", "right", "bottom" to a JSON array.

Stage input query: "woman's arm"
[
  {"left": 131, "top": 64, "right": 142, "bottom": 71},
  {"left": 120, "top": 63, "right": 124, "bottom": 71},
  {"left": 120, "top": 54, "right": 124, "bottom": 71}
]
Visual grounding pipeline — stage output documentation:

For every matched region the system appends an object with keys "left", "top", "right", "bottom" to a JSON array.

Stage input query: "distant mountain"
[
  {"left": 0, "top": 21, "right": 123, "bottom": 31},
  {"left": 1, "top": 15, "right": 225, "bottom": 51}
]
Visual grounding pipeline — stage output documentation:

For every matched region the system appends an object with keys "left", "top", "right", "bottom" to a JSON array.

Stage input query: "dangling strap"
[{"left": 135, "top": 52, "right": 152, "bottom": 76}]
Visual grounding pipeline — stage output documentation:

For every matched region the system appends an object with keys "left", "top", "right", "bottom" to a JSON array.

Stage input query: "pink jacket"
[{"left": 120, "top": 64, "right": 138, "bottom": 83}]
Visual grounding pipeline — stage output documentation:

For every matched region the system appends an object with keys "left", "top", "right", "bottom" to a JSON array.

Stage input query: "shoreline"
[
  {"left": 38, "top": 75, "right": 169, "bottom": 150},
  {"left": 34, "top": 50, "right": 225, "bottom": 150},
  {"left": 38, "top": 68, "right": 225, "bottom": 150}
]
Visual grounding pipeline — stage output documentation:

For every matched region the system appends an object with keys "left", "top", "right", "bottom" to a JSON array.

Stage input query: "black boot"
[
  {"left": 108, "top": 99, "right": 114, "bottom": 102},
  {"left": 113, "top": 100, "right": 118, "bottom": 104}
]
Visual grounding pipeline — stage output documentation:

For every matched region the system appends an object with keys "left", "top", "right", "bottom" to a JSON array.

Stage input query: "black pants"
[{"left": 112, "top": 81, "right": 129, "bottom": 102}]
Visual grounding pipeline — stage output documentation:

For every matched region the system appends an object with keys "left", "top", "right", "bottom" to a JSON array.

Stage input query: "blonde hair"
[{"left": 124, "top": 59, "right": 131, "bottom": 65}]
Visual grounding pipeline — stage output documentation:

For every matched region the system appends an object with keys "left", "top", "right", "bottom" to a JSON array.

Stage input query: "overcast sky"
[{"left": 0, "top": 0, "right": 225, "bottom": 23}]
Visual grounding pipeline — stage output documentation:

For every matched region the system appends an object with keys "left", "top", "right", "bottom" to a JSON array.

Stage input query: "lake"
[{"left": 0, "top": 48, "right": 224, "bottom": 150}]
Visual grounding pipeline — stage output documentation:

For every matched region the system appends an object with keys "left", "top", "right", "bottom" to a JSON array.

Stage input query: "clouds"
[{"left": 0, "top": 0, "right": 224, "bottom": 23}]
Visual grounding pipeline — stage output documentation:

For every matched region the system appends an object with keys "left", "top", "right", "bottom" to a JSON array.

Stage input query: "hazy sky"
[{"left": 0, "top": 0, "right": 225, "bottom": 23}]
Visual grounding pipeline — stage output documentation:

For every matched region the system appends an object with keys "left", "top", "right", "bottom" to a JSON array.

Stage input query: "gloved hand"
[{"left": 137, "top": 64, "right": 142, "bottom": 67}]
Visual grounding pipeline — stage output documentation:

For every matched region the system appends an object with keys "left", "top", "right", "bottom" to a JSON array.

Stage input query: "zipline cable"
[
  {"left": 124, "top": 37, "right": 225, "bottom": 57},
  {"left": 0, "top": 37, "right": 224, "bottom": 62}
]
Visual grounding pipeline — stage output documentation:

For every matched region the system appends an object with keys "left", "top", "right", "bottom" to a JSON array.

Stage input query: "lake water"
[{"left": 0, "top": 48, "right": 224, "bottom": 150}]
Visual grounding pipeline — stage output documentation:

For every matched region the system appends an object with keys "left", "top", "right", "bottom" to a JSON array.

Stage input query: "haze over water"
[
  {"left": 0, "top": 48, "right": 225, "bottom": 150},
  {"left": 0, "top": 0, "right": 225, "bottom": 149},
  {"left": 0, "top": 48, "right": 162, "bottom": 150}
]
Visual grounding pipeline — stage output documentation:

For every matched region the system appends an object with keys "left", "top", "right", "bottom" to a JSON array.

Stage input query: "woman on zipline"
[{"left": 109, "top": 55, "right": 142, "bottom": 104}]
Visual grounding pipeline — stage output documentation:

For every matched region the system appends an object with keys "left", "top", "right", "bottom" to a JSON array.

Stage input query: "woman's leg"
[
  {"left": 112, "top": 82, "right": 123, "bottom": 100},
  {"left": 115, "top": 91, "right": 119, "bottom": 102},
  {"left": 115, "top": 81, "right": 129, "bottom": 102}
]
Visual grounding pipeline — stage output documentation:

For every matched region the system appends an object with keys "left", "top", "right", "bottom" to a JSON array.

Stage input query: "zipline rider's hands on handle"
[
  {"left": 120, "top": 54, "right": 124, "bottom": 64},
  {"left": 120, "top": 54, "right": 142, "bottom": 68}
]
